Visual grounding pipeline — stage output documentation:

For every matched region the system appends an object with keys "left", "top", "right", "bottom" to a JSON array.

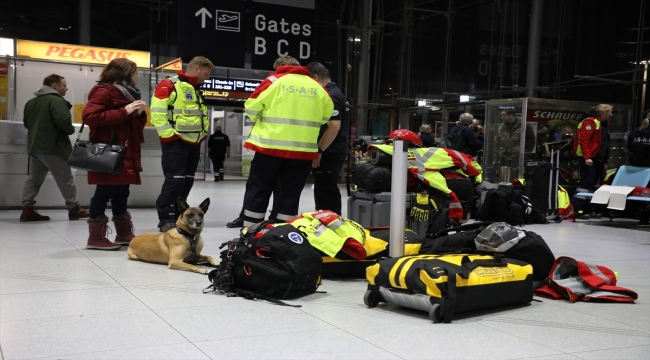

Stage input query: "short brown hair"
[
  {"left": 305, "top": 62, "right": 330, "bottom": 79},
  {"left": 99, "top": 58, "right": 138, "bottom": 85},
  {"left": 43, "top": 74, "right": 65, "bottom": 87},
  {"left": 187, "top": 56, "right": 215, "bottom": 70},
  {"left": 273, "top": 55, "right": 299, "bottom": 69}
]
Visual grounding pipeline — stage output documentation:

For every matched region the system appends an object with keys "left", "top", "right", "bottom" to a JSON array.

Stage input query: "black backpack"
[
  {"left": 205, "top": 222, "right": 323, "bottom": 306},
  {"left": 443, "top": 132, "right": 468, "bottom": 152},
  {"left": 477, "top": 186, "right": 547, "bottom": 226}
]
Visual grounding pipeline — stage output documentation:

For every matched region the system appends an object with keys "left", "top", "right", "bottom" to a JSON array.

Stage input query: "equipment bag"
[
  {"left": 205, "top": 222, "right": 323, "bottom": 306},
  {"left": 534, "top": 256, "right": 638, "bottom": 303},
  {"left": 352, "top": 162, "right": 392, "bottom": 193},
  {"left": 364, "top": 254, "right": 533, "bottom": 323},
  {"left": 418, "top": 222, "right": 493, "bottom": 254},
  {"left": 477, "top": 186, "right": 546, "bottom": 225},
  {"left": 419, "top": 222, "right": 554, "bottom": 281},
  {"left": 322, "top": 227, "right": 424, "bottom": 278}
]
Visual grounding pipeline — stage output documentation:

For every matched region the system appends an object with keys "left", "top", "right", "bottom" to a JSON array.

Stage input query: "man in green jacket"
[{"left": 20, "top": 74, "right": 89, "bottom": 222}]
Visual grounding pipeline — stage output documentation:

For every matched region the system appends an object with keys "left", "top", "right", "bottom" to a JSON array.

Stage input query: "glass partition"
[{"left": 483, "top": 98, "right": 631, "bottom": 187}]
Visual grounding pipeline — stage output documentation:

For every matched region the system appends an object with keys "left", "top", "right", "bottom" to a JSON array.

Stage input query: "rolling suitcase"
[
  {"left": 363, "top": 254, "right": 534, "bottom": 323},
  {"left": 525, "top": 149, "right": 563, "bottom": 223}
]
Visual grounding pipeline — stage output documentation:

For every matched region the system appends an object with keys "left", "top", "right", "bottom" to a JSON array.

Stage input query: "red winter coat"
[
  {"left": 572, "top": 116, "right": 602, "bottom": 159},
  {"left": 82, "top": 84, "right": 147, "bottom": 185}
]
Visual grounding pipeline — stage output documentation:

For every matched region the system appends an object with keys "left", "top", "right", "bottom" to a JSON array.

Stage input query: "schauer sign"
[
  {"left": 200, "top": 76, "right": 261, "bottom": 99},
  {"left": 177, "top": 0, "right": 314, "bottom": 71}
]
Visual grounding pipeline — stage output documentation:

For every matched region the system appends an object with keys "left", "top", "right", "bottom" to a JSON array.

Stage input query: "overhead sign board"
[
  {"left": 16, "top": 40, "right": 150, "bottom": 68},
  {"left": 177, "top": 0, "right": 314, "bottom": 71},
  {"left": 200, "top": 76, "right": 262, "bottom": 100},
  {"left": 178, "top": 0, "right": 247, "bottom": 69}
]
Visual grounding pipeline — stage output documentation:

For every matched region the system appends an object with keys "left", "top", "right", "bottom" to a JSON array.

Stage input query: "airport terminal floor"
[{"left": 0, "top": 181, "right": 649, "bottom": 360}]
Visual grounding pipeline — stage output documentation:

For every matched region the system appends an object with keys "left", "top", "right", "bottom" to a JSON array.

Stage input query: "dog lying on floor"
[{"left": 127, "top": 198, "right": 219, "bottom": 274}]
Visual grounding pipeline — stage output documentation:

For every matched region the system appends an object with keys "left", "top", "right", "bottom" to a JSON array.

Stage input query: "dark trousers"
[
  {"left": 571, "top": 158, "right": 605, "bottom": 213},
  {"left": 238, "top": 177, "right": 282, "bottom": 219},
  {"left": 89, "top": 185, "right": 130, "bottom": 219},
  {"left": 313, "top": 152, "right": 347, "bottom": 215},
  {"left": 242, "top": 153, "right": 312, "bottom": 226},
  {"left": 156, "top": 139, "right": 201, "bottom": 227},
  {"left": 210, "top": 153, "right": 225, "bottom": 179}
]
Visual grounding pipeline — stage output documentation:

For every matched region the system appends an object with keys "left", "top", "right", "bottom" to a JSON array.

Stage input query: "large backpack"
[
  {"left": 206, "top": 222, "right": 323, "bottom": 306},
  {"left": 442, "top": 131, "right": 468, "bottom": 153}
]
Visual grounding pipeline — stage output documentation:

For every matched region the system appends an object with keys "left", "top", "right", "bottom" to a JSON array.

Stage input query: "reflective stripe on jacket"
[
  {"left": 150, "top": 75, "right": 207, "bottom": 144},
  {"left": 287, "top": 210, "right": 366, "bottom": 259},
  {"left": 243, "top": 66, "right": 334, "bottom": 160},
  {"left": 370, "top": 144, "right": 465, "bottom": 220},
  {"left": 534, "top": 256, "right": 637, "bottom": 303}
]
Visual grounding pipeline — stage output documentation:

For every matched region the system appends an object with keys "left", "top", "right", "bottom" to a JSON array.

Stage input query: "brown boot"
[
  {"left": 20, "top": 206, "right": 50, "bottom": 222},
  {"left": 112, "top": 212, "right": 135, "bottom": 246},
  {"left": 69, "top": 204, "right": 90, "bottom": 220},
  {"left": 86, "top": 217, "right": 120, "bottom": 250}
]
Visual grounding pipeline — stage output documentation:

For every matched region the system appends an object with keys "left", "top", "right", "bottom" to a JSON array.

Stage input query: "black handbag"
[{"left": 67, "top": 123, "right": 127, "bottom": 175}]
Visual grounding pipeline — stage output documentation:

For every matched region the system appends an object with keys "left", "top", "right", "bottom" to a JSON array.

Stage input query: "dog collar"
[{"left": 176, "top": 227, "right": 199, "bottom": 253}]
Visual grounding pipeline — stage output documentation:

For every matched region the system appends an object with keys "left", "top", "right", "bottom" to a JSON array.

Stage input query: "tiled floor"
[{"left": 1, "top": 181, "right": 649, "bottom": 360}]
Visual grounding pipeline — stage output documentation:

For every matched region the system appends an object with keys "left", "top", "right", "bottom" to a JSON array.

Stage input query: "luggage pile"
[{"left": 349, "top": 144, "right": 485, "bottom": 237}]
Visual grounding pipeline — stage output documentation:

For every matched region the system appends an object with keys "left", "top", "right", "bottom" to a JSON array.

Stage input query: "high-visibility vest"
[
  {"left": 150, "top": 76, "right": 208, "bottom": 143},
  {"left": 244, "top": 74, "right": 333, "bottom": 160},
  {"left": 287, "top": 210, "right": 366, "bottom": 259},
  {"left": 558, "top": 186, "right": 574, "bottom": 219},
  {"left": 535, "top": 256, "right": 637, "bottom": 303},
  {"left": 370, "top": 145, "right": 464, "bottom": 220},
  {"left": 575, "top": 118, "right": 601, "bottom": 157}
]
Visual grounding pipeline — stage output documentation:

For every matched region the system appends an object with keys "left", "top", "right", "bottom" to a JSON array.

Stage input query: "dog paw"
[{"left": 199, "top": 269, "right": 210, "bottom": 275}]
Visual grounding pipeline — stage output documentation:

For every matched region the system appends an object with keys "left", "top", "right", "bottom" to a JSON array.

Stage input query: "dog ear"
[
  {"left": 199, "top": 198, "right": 210, "bottom": 214},
  {"left": 177, "top": 197, "right": 189, "bottom": 214}
]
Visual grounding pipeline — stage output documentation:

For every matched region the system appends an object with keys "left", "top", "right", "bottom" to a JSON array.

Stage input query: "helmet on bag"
[{"left": 388, "top": 129, "right": 423, "bottom": 146}]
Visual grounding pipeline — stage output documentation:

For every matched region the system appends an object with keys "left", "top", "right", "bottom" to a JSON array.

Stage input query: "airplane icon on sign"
[
  {"left": 219, "top": 14, "right": 239, "bottom": 22},
  {"left": 216, "top": 10, "right": 240, "bottom": 32}
]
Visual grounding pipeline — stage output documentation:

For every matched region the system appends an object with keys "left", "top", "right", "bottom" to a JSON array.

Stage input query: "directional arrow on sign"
[{"left": 195, "top": 7, "right": 212, "bottom": 29}]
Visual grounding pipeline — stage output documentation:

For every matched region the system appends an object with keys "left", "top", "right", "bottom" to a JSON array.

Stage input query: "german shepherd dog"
[{"left": 127, "top": 198, "right": 219, "bottom": 274}]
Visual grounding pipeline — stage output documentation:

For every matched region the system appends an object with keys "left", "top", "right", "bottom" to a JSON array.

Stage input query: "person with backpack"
[
  {"left": 450, "top": 113, "right": 483, "bottom": 156},
  {"left": 571, "top": 104, "right": 613, "bottom": 219}
]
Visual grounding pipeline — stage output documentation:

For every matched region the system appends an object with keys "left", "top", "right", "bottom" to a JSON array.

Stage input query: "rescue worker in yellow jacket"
[
  {"left": 150, "top": 56, "right": 214, "bottom": 232},
  {"left": 241, "top": 56, "right": 334, "bottom": 227}
]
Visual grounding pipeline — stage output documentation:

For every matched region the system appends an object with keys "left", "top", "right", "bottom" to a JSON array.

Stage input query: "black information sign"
[
  {"left": 177, "top": 0, "right": 314, "bottom": 71},
  {"left": 177, "top": 0, "right": 247, "bottom": 69}
]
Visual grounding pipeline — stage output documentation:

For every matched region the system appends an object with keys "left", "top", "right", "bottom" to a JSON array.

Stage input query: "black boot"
[{"left": 226, "top": 217, "right": 244, "bottom": 228}]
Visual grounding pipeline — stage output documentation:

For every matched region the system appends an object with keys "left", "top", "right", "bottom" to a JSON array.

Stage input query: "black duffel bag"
[
  {"left": 419, "top": 222, "right": 555, "bottom": 281},
  {"left": 352, "top": 162, "right": 392, "bottom": 193}
]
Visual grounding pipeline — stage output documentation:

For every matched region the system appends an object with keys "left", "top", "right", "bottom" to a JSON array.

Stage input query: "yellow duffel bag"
[{"left": 364, "top": 254, "right": 533, "bottom": 322}]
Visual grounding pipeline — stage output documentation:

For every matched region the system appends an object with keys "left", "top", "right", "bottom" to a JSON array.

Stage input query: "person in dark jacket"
[
  {"left": 628, "top": 117, "right": 650, "bottom": 167},
  {"left": 306, "top": 62, "right": 350, "bottom": 215},
  {"left": 20, "top": 74, "right": 89, "bottom": 222},
  {"left": 419, "top": 124, "right": 437, "bottom": 147},
  {"left": 207, "top": 125, "right": 230, "bottom": 182},
  {"left": 451, "top": 112, "right": 483, "bottom": 156},
  {"left": 82, "top": 58, "right": 147, "bottom": 250}
]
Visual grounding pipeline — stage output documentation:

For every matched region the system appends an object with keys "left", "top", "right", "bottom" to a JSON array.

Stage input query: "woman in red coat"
[{"left": 82, "top": 58, "right": 147, "bottom": 250}]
